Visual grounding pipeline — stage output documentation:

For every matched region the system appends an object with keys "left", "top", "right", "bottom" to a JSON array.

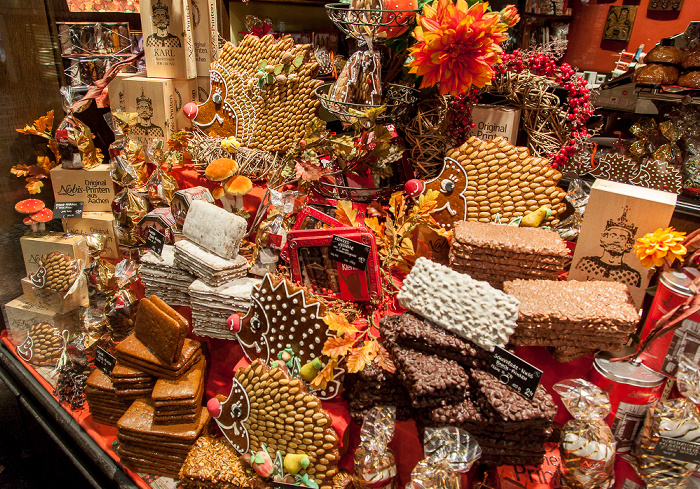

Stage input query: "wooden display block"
[
  {"left": 20, "top": 233, "right": 89, "bottom": 276},
  {"left": 568, "top": 179, "right": 677, "bottom": 309},
  {"left": 468, "top": 105, "right": 521, "bottom": 143},
  {"left": 107, "top": 72, "right": 139, "bottom": 112},
  {"left": 197, "top": 76, "right": 209, "bottom": 102},
  {"left": 190, "top": 0, "right": 218, "bottom": 77},
  {"left": 63, "top": 212, "right": 120, "bottom": 260},
  {"left": 50, "top": 163, "right": 116, "bottom": 212},
  {"left": 21, "top": 277, "right": 89, "bottom": 313},
  {"left": 119, "top": 74, "right": 197, "bottom": 152},
  {"left": 140, "top": 0, "right": 196, "bottom": 79},
  {"left": 3, "top": 295, "right": 80, "bottom": 346}
]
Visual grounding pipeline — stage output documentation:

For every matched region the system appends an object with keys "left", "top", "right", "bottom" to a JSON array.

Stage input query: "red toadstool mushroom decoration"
[
  {"left": 31, "top": 208, "right": 53, "bottom": 231},
  {"left": 15, "top": 199, "right": 47, "bottom": 233}
]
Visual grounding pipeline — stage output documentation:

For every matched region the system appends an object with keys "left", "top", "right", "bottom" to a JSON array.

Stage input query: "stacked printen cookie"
[
  {"left": 449, "top": 221, "right": 569, "bottom": 290},
  {"left": 112, "top": 363, "right": 156, "bottom": 401},
  {"left": 504, "top": 279, "right": 640, "bottom": 362},
  {"left": 174, "top": 201, "right": 250, "bottom": 287},
  {"left": 188, "top": 277, "right": 261, "bottom": 339},
  {"left": 140, "top": 245, "right": 196, "bottom": 307},
  {"left": 85, "top": 369, "right": 132, "bottom": 426},
  {"left": 111, "top": 294, "right": 209, "bottom": 477}
]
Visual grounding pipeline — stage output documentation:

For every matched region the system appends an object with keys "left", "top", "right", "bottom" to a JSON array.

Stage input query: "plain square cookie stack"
[
  {"left": 503, "top": 279, "right": 640, "bottom": 362},
  {"left": 188, "top": 277, "right": 261, "bottom": 339},
  {"left": 151, "top": 357, "right": 206, "bottom": 425},
  {"left": 140, "top": 245, "right": 196, "bottom": 307},
  {"left": 174, "top": 201, "right": 249, "bottom": 286},
  {"left": 449, "top": 221, "right": 569, "bottom": 290},
  {"left": 112, "top": 363, "right": 156, "bottom": 401},
  {"left": 85, "top": 369, "right": 131, "bottom": 426}
]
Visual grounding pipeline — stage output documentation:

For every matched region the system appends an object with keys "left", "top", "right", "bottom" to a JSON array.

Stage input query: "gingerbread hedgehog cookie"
[
  {"left": 230, "top": 273, "right": 342, "bottom": 400},
  {"left": 422, "top": 136, "right": 568, "bottom": 229},
  {"left": 207, "top": 359, "right": 340, "bottom": 489}
]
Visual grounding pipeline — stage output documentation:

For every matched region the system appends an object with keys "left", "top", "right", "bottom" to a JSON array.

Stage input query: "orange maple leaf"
[
  {"left": 322, "top": 336, "right": 356, "bottom": 359},
  {"left": 346, "top": 341, "right": 379, "bottom": 373},
  {"left": 295, "top": 160, "right": 331, "bottom": 182},
  {"left": 323, "top": 311, "right": 359, "bottom": 336},
  {"left": 335, "top": 200, "right": 359, "bottom": 227},
  {"left": 310, "top": 359, "right": 337, "bottom": 391}
]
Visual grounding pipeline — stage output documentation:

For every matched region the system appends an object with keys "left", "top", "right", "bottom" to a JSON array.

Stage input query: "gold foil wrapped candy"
[
  {"left": 56, "top": 114, "right": 104, "bottom": 169},
  {"left": 632, "top": 357, "right": 700, "bottom": 488},
  {"left": 146, "top": 166, "right": 178, "bottom": 207},
  {"left": 554, "top": 378, "right": 616, "bottom": 489},
  {"left": 354, "top": 406, "right": 397, "bottom": 489},
  {"left": 113, "top": 188, "right": 149, "bottom": 246}
]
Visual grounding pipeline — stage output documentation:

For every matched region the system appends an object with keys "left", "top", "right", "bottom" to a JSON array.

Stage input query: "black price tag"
[
  {"left": 53, "top": 202, "right": 83, "bottom": 219},
  {"left": 653, "top": 437, "right": 700, "bottom": 464},
  {"left": 328, "top": 235, "right": 370, "bottom": 271},
  {"left": 95, "top": 346, "right": 117, "bottom": 376},
  {"left": 488, "top": 346, "right": 543, "bottom": 400},
  {"left": 145, "top": 227, "right": 166, "bottom": 256}
]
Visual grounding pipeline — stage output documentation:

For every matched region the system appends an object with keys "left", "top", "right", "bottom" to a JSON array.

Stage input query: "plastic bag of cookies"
[
  {"left": 16, "top": 322, "right": 68, "bottom": 368},
  {"left": 554, "top": 378, "right": 616, "bottom": 489},
  {"left": 354, "top": 406, "right": 398, "bottom": 489},
  {"left": 29, "top": 251, "right": 82, "bottom": 295},
  {"left": 632, "top": 356, "right": 700, "bottom": 488},
  {"left": 330, "top": 50, "right": 382, "bottom": 109}
]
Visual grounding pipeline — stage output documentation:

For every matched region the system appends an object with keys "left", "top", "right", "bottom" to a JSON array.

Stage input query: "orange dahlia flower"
[
  {"left": 634, "top": 227, "right": 687, "bottom": 268},
  {"left": 407, "top": 0, "right": 509, "bottom": 95}
]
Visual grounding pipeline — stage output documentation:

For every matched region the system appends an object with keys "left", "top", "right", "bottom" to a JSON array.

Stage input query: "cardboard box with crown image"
[{"left": 140, "top": 0, "right": 196, "bottom": 79}]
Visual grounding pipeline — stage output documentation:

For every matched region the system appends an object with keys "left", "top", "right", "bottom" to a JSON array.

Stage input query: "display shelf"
[
  {"left": 521, "top": 12, "right": 573, "bottom": 21},
  {"left": 636, "top": 86, "right": 700, "bottom": 106},
  {"left": 0, "top": 342, "right": 138, "bottom": 489}
]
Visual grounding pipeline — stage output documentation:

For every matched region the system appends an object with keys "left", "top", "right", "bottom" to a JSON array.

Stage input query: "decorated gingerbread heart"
[
  {"left": 232, "top": 274, "right": 342, "bottom": 400},
  {"left": 207, "top": 360, "right": 340, "bottom": 489}
]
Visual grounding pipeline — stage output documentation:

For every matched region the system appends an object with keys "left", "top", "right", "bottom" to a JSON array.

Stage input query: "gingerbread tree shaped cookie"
[
  {"left": 588, "top": 153, "right": 640, "bottom": 183},
  {"left": 190, "top": 34, "right": 323, "bottom": 153},
  {"left": 230, "top": 274, "right": 342, "bottom": 400},
  {"left": 207, "top": 360, "right": 340, "bottom": 489},
  {"left": 628, "top": 159, "right": 682, "bottom": 194},
  {"left": 423, "top": 136, "right": 568, "bottom": 228}
]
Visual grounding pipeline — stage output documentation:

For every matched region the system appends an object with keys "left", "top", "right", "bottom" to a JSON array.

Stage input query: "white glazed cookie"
[
  {"left": 182, "top": 200, "right": 247, "bottom": 260},
  {"left": 396, "top": 257, "right": 520, "bottom": 351}
]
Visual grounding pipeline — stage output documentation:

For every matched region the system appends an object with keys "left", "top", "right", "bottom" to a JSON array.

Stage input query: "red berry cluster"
[
  {"left": 494, "top": 51, "right": 594, "bottom": 168},
  {"left": 447, "top": 86, "right": 480, "bottom": 147}
]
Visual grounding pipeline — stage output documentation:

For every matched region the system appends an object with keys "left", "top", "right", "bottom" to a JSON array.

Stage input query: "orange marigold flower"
[
  {"left": 634, "top": 227, "right": 687, "bottom": 268},
  {"left": 407, "top": 0, "right": 510, "bottom": 95}
]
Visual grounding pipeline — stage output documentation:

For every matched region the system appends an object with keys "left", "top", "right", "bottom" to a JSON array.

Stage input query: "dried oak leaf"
[
  {"left": 310, "top": 359, "right": 337, "bottom": 391},
  {"left": 25, "top": 179, "right": 43, "bottom": 194},
  {"left": 375, "top": 343, "right": 396, "bottom": 373},
  {"left": 322, "top": 336, "right": 356, "bottom": 359},
  {"left": 346, "top": 341, "right": 379, "bottom": 374},
  {"left": 323, "top": 311, "right": 358, "bottom": 336},
  {"left": 335, "top": 200, "right": 360, "bottom": 227},
  {"left": 11, "top": 164, "right": 30, "bottom": 177},
  {"left": 295, "top": 159, "right": 331, "bottom": 182}
]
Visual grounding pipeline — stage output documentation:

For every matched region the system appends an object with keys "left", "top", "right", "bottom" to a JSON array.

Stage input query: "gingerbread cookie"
[
  {"left": 134, "top": 295, "right": 189, "bottom": 365},
  {"left": 16, "top": 322, "right": 64, "bottom": 366},
  {"left": 191, "top": 34, "right": 323, "bottom": 153},
  {"left": 425, "top": 136, "right": 568, "bottom": 229},
  {"left": 29, "top": 252, "right": 80, "bottom": 293},
  {"left": 207, "top": 359, "right": 340, "bottom": 489},
  {"left": 232, "top": 274, "right": 341, "bottom": 400}
]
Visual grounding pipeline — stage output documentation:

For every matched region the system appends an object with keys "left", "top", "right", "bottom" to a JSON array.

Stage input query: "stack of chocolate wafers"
[
  {"left": 503, "top": 279, "right": 640, "bottom": 362},
  {"left": 140, "top": 245, "right": 196, "bottom": 307},
  {"left": 343, "top": 360, "right": 414, "bottom": 425},
  {"left": 429, "top": 369, "right": 557, "bottom": 466},
  {"left": 188, "top": 277, "right": 261, "bottom": 339},
  {"left": 151, "top": 358, "right": 206, "bottom": 425},
  {"left": 85, "top": 369, "right": 131, "bottom": 426},
  {"left": 112, "top": 362, "right": 156, "bottom": 401},
  {"left": 449, "top": 221, "right": 568, "bottom": 290},
  {"left": 174, "top": 240, "right": 250, "bottom": 287},
  {"left": 117, "top": 398, "right": 210, "bottom": 478}
]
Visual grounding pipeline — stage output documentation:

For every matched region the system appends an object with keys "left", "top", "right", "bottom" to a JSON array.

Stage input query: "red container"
[
  {"left": 612, "top": 454, "right": 645, "bottom": 489},
  {"left": 638, "top": 268, "right": 700, "bottom": 377},
  {"left": 590, "top": 353, "right": 666, "bottom": 453}
]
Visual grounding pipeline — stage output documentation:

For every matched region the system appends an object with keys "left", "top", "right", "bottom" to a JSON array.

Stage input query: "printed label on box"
[{"left": 329, "top": 235, "right": 370, "bottom": 271}]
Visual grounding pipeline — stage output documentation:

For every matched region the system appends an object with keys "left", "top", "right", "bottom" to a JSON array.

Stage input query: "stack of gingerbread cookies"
[
  {"left": 140, "top": 245, "right": 196, "bottom": 307},
  {"left": 174, "top": 201, "right": 250, "bottom": 287},
  {"left": 111, "top": 363, "right": 156, "bottom": 401},
  {"left": 85, "top": 369, "right": 131, "bottom": 426},
  {"left": 151, "top": 357, "right": 206, "bottom": 425},
  {"left": 449, "top": 221, "right": 568, "bottom": 290},
  {"left": 504, "top": 279, "right": 640, "bottom": 362}
]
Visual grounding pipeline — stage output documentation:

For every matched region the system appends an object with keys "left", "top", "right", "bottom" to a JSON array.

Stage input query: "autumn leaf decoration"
[
  {"left": 314, "top": 310, "right": 395, "bottom": 384},
  {"left": 13, "top": 111, "right": 60, "bottom": 195}
]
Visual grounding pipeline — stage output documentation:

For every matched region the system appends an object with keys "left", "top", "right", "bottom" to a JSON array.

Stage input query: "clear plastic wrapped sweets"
[
  {"left": 408, "top": 427, "right": 481, "bottom": 489},
  {"left": 554, "top": 378, "right": 616, "bottom": 489},
  {"left": 354, "top": 406, "right": 398, "bottom": 489},
  {"left": 632, "top": 356, "right": 700, "bottom": 488}
]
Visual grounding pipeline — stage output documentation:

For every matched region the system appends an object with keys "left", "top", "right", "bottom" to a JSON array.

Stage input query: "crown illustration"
[
  {"left": 152, "top": 0, "right": 168, "bottom": 15},
  {"left": 606, "top": 207, "right": 638, "bottom": 235},
  {"left": 136, "top": 89, "right": 151, "bottom": 105}
]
